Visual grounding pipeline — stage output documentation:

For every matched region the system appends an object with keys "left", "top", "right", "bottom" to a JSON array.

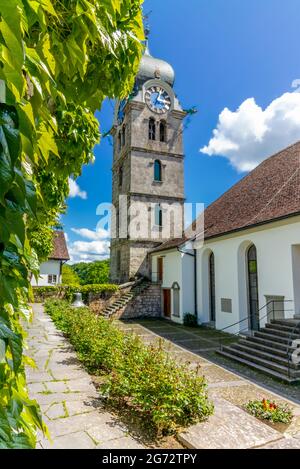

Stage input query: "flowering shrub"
[
  {"left": 246, "top": 399, "right": 293, "bottom": 424},
  {"left": 45, "top": 299, "right": 214, "bottom": 435}
]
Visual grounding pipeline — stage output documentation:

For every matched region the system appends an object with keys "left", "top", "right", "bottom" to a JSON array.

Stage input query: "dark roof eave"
[
  {"left": 48, "top": 257, "right": 70, "bottom": 261},
  {"left": 150, "top": 211, "right": 300, "bottom": 254}
]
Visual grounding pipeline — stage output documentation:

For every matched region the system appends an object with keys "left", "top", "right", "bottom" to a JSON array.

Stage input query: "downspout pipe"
[{"left": 176, "top": 246, "right": 198, "bottom": 323}]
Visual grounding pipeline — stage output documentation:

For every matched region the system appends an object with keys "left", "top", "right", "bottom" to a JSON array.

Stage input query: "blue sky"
[{"left": 64, "top": 0, "right": 300, "bottom": 263}]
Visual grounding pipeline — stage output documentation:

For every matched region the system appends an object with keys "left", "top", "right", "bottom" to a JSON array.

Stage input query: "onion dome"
[{"left": 137, "top": 43, "right": 175, "bottom": 87}]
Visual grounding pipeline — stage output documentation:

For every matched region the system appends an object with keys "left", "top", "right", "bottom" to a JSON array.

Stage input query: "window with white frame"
[{"left": 48, "top": 274, "right": 57, "bottom": 284}]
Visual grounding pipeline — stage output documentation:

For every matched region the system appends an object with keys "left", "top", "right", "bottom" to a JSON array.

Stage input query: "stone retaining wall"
[{"left": 116, "top": 284, "right": 162, "bottom": 320}]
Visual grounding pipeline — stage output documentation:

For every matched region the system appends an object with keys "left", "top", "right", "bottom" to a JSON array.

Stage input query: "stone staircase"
[
  {"left": 218, "top": 318, "right": 300, "bottom": 383},
  {"left": 102, "top": 279, "right": 151, "bottom": 318}
]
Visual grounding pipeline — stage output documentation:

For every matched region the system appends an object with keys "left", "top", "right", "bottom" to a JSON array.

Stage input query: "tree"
[
  {"left": 72, "top": 259, "right": 110, "bottom": 285},
  {"left": 61, "top": 264, "right": 80, "bottom": 286},
  {"left": 0, "top": 0, "right": 144, "bottom": 448}
]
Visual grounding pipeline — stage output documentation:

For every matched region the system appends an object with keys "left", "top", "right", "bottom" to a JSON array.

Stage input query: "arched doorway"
[
  {"left": 247, "top": 244, "right": 259, "bottom": 330},
  {"left": 209, "top": 252, "right": 216, "bottom": 322}
]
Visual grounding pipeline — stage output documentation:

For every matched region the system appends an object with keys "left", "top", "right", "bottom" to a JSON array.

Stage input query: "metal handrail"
[{"left": 217, "top": 299, "right": 294, "bottom": 350}]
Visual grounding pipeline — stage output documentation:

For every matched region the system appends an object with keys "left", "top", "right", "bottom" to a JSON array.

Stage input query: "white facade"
[
  {"left": 151, "top": 216, "right": 300, "bottom": 331},
  {"left": 31, "top": 260, "right": 62, "bottom": 286},
  {"left": 151, "top": 249, "right": 195, "bottom": 323}
]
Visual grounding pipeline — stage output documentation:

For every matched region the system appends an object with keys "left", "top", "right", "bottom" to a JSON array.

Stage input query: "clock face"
[{"left": 145, "top": 86, "right": 171, "bottom": 114}]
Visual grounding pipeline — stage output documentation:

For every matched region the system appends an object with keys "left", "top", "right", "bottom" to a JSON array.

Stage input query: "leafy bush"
[
  {"left": 62, "top": 265, "right": 80, "bottom": 286},
  {"left": 246, "top": 399, "right": 293, "bottom": 424},
  {"left": 33, "top": 284, "right": 119, "bottom": 302},
  {"left": 183, "top": 313, "right": 198, "bottom": 327},
  {"left": 72, "top": 260, "right": 110, "bottom": 285},
  {"left": 45, "top": 300, "right": 214, "bottom": 435}
]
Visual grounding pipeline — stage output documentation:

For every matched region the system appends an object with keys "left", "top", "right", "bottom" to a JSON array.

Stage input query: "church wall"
[
  {"left": 151, "top": 250, "right": 195, "bottom": 323},
  {"left": 196, "top": 217, "right": 300, "bottom": 333}
]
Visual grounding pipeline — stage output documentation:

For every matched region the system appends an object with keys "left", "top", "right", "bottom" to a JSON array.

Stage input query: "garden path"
[{"left": 25, "top": 304, "right": 144, "bottom": 449}]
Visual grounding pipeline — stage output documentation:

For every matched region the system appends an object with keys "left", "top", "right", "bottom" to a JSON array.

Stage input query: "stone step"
[
  {"left": 245, "top": 335, "right": 292, "bottom": 352},
  {"left": 220, "top": 345, "right": 300, "bottom": 376},
  {"left": 102, "top": 281, "right": 152, "bottom": 318},
  {"left": 239, "top": 338, "right": 292, "bottom": 357},
  {"left": 262, "top": 326, "right": 300, "bottom": 339},
  {"left": 217, "top": 350, "right": 299, "bottom": 383},
  {"left": 267, "top": 322, "right": 300, "bottom": 333},
  {"left": 254, "top": 331, "right": 294, "bottom": 345},
  {"left": 231, "top": 343, "right": 297, "bottom": 368}
]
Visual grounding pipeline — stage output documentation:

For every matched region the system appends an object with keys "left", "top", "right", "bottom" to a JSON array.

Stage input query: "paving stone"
[
  {"left": 40, "top": 431, "right": 95, "bottom": 449},
  {"left": 46, "top": 403, "right": 67, "bottom": 420},
  {"left": 27, "top": 382, "right": 46, "bottom": 394},
  {"left": 179, "top": 398, "right": 283, "bottom": 449},
  {"left": 86, "top": 421, "right": 127, "bottom": 444},
  {"left": 96, "top": 436, "right": 144, "bottom": 449},
  {"left": 259, "top": 437, "right": 300, "bottom": 449},
  {"left": 208, "top": 380, "right": 249, "bottom": 389},
  {"left": 46, "top": 411, "right": 126, "bottom": 438},
  {"left": 45, "top": 381, "right": 69, "bottom": 393},
  {"left": 50, "top": 367, "right": 85, "bottom": 380},
  {"left": 66, "top": 398, "right": 103, "bottom": 416},
  {"left": 66, "top": 377, "right": 96, "bottom": 393},
  {"left": 26, "top": 370, "right": 53, "bottom": 383},
  {"left": 28, "top": 391, "right": 91, "bottom": 405}
]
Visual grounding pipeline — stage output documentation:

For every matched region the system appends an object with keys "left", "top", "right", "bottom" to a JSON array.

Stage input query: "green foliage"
[
  {"left": 62, "top": 264, "right": 80, "bottom": 286},
  {"left": 246, "top": 399, "right": 293, "bottom": 424},
  {"left": 72, "top": 260, "right": 110, "bottom": 285},
  {"left": 0, "top": 0, "right": 144, "bottom": 448},
  {"left": 183, "top": 313, "right": 198, "bottom": 327},
  {"left": 33, "top": 284, "right": 119, "bottom": 302},
  {"left": 45, "top": 299, "right": 214, "bottom": 435}
]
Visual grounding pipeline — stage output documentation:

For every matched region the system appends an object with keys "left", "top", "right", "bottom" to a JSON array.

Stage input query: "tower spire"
[{"left": 143, "top": 10, "right": 152, "bottom": 56}]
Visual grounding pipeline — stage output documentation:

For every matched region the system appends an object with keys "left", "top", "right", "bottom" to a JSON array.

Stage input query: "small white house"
[
  {"left": 31, "top": 231, "right": 69, "bottom": 286},
  {"left": 151, "top": 141, "right": 300, "bottom": 333}
]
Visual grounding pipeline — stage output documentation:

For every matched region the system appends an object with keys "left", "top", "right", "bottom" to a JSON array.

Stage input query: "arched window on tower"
[
  {"left": 159, "top": 120, "right": 166, "bottom": 142},
  {"left": 154, "top": 204, "right": 163, "bottom": 227},
  {"left": 122, "top": 125, "right": 126, "bottom": 146},
  {"left": 154, "top": 160, "right": 162, "bottom": 182},
  {"left": 119, "top": 165, "right": 123, "bottom": 187},
  {"left": 149, "top": 118, "right": 156, "bottom": 141}
]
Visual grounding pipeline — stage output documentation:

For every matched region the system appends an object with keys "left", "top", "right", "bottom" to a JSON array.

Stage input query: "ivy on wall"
[{"left": 0, "top": 0, "right": 144, "bottom": 448}]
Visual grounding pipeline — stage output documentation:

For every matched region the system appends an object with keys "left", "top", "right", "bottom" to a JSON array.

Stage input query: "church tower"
[{"left": 110, "top": 40, "right": 186, "bottom": 284}]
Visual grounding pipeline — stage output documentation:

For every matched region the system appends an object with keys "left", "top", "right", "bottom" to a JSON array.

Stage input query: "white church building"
[
  {"left": 151, "top": 141, "right": 300, "bottom": 334},
  {"left": 31, "top": 230, "right": 69, "bottom": 286}
]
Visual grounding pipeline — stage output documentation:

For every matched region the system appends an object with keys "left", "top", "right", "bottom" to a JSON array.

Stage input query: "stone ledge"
[{"left": 178, "top": 398, "right": 283, "bottom": 449}]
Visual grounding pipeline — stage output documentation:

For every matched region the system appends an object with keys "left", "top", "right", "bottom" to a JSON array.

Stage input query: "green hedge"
[
  {"left": 44, "top": 299, "right": 214, "bottom": 435},
  {"left": 33, "top": 284, "right": 119, "bottom": 302}
]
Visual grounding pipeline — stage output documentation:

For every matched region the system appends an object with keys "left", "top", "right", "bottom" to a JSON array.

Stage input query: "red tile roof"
[
  {"left": 151, "top": 141, "right": 300, "bottom": 253},
  {"left": 49, "top": 231, "right": 70, "bottom": 261}
]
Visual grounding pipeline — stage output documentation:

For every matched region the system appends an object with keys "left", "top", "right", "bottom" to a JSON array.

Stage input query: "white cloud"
[
  {"left": 71, "top": 227, "right": 110, "bottom": 240},
  {"left": 68, "top": 178, "right": 87, "bottom": 200},
  {"left": 68, "top": 240, "right": 110, "bottom": 264},
  {"left": 68, "top": 226, "right": 110, "bottom": 263},
  {"left": 200, "top": 92, "right": 300, "bottom": 172}
]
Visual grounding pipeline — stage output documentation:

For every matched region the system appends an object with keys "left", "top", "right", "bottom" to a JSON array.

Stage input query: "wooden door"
[
  {"left": 163, "top": 289, "right": 171, "bottom": 318},
  {"left": 157, "top": 257, "right": 163, "bottom": 282}
]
